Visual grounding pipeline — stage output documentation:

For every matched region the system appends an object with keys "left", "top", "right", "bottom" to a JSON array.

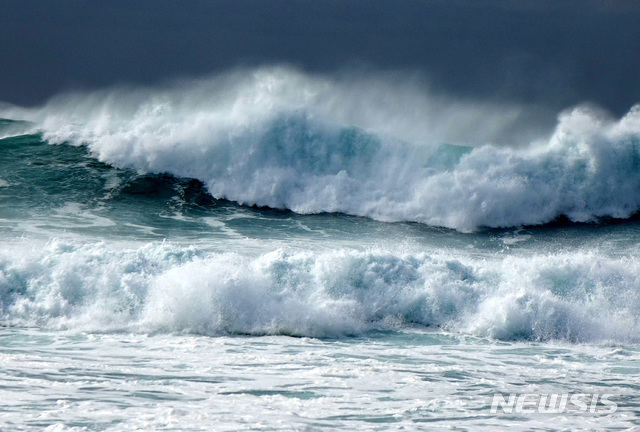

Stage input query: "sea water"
[{"left": 1, "top": 68, "right": 639, "bottom": 430}]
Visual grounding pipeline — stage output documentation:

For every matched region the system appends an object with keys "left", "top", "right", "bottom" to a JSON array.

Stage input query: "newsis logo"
[{"left": 490, "top": 393, "right": 617, "bottom": 414}]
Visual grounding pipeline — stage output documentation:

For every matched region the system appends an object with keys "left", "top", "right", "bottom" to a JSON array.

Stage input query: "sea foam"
[
  {"left": 2, "top": 67, "right": 640, "bottom": 231},
  {"left": 1, "top": 240, "right": 639, "bottom": 342}
]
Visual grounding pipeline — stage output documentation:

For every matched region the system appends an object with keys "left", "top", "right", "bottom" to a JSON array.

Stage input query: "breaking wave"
[
  {"left": 1, "top": 240, "right": 639, "bottom": 343},
  {"left": 2, "top": 67, "right": 640, "bottom": 231}
]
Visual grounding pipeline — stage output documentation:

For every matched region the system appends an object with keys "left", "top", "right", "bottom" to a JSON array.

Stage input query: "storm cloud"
[{"left": 1, "top": 0, "right": 639, "bottom": 115}]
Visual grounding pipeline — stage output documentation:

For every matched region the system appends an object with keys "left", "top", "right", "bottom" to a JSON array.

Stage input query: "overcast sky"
[{"left": 1, "top": 0, "right": 639, "bottom": 115}]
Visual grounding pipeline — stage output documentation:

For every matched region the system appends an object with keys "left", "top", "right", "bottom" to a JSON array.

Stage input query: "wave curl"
[{"left": 3, "top": 67, "right": 640, "bottom": 231}]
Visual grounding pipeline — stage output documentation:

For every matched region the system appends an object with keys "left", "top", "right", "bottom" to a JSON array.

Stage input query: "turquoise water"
[
  {"left": 2, "top": 70, "right": 640, "bottom": 429},
  {"left": 1, "top": 130, "right": 639, "bottom": 429}
]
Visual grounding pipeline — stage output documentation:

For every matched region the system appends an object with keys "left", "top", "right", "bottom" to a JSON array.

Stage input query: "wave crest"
[
  {"left": 3, "top": 67, "right": 640, "bottom": 231},
  {"left": 1, "top": 241, "right": 639, "bottom": 342}
]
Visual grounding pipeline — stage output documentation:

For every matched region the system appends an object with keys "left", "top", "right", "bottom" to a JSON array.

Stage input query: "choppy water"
[
  {"left": 2, "top": 329, "right": 639, "bottom": 431},
  {"left": 2, "top": 69, "right": 640, "bottom": 429}
]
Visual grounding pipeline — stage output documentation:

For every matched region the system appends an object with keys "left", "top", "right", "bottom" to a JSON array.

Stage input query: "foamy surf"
[
  {"left": 1, "top": 239, "right": 638, "bottom": 343},
  {"left": 3, "top": 3, "right": 640, "bottom": 429},
  {"left": 5, "top": 68, "right": 639, "bottom": 231}
]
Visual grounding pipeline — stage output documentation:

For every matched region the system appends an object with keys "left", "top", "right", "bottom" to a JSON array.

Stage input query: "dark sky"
[{"left": 1, "top": 0, "right": 639, "bottom": 114}]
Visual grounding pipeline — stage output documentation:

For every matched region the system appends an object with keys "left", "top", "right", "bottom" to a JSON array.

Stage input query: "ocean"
[{"left": 1, "top": 68, "right": 639, "bottom": 430}]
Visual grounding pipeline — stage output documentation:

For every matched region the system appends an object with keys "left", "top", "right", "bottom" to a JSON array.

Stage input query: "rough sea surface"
[{"left": 1, "top": 69, "right": 640, "bottom": 430}]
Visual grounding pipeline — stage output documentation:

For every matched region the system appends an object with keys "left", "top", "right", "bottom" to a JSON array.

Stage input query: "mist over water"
[
  {"left": 3, "top": 2, "right": 640, "bottom": 428},
  {"left": 4, "top": 67, "right": 549, "bottom": 145},
  {"left": 2, "top": 67, "right": 640, "bottom": 431},
  {"left": 3, "top": 67, "right": 640, "bottom": 231},
  {"left": 2, "top": 70, "right": 640, "bottom": 345}
]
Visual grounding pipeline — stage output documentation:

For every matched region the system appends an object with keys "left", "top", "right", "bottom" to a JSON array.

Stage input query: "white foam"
[
  {"left": 1, "top": 240, "right": 639, "bottom": 342},
  {"left": 3, "top": 67, "right": 640, "bottom": 231}
]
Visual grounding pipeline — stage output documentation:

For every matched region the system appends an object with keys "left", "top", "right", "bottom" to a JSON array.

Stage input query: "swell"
[
  {"left": 0, "top": 133, "right": 217, "bottom": 228},
  {"left": 1, "top": 240, "right": 639, "bottom": 343},
  {"left": 2, "top": 67, "right": 640, "bottom": 231}
]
